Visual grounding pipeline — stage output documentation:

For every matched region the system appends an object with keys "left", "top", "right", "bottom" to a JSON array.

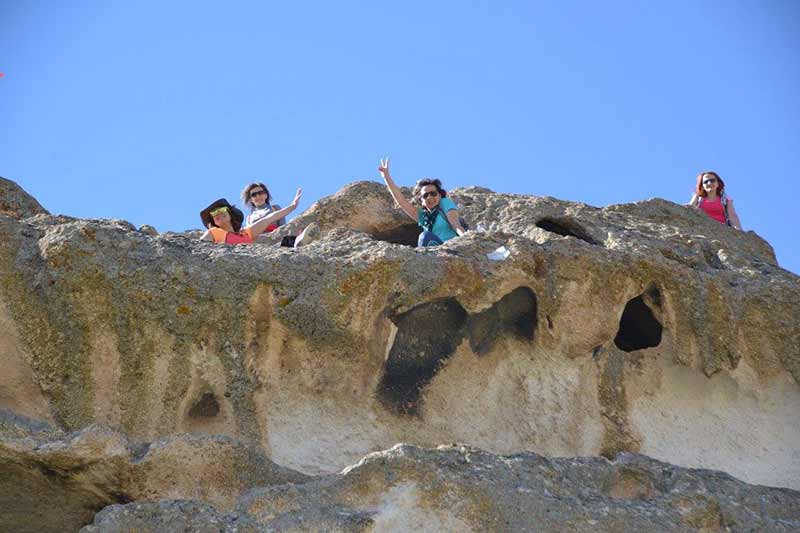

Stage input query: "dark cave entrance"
[
  {"left": 378, "top": 298, "right": 469, "bottom": 415},
  {"left": 371, "top": 223, "right": 421, "bottom": 247},
  {"left": 187, "top": 392, "right": 221, "bottom": 419},
  {"left": 614, "top": 292, "right": 663, "bottom": 352},
  {"left": 535, "top": 218, "right": 599, "bottom": 245},
  {"left": 469, "top": 287, "right": 538, "bottom": 355}
]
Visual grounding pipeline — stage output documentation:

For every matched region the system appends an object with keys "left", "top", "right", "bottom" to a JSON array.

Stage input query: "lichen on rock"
[{"left": 1, "top": 178, "right": 799, "bottom": 531}]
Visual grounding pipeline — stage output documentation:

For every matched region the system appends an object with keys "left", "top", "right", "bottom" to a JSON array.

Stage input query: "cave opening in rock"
[
  {"left": 187, "top": 392, "right": 221, "bottom": 419},
  {"left": 469, "top": 287, "right": 538, "bottom": 355},
  {"left": 378, "top": 298, "right": 469, "bottom": 415},
  {"left": 371, "top": 223, "right": 421, "bottom": 247},
  {"left": 614, "top": 295, "right": 662, "bottom": 352},
  {"left": 535, "top": 218, "right": 598, "bottom": 245}
]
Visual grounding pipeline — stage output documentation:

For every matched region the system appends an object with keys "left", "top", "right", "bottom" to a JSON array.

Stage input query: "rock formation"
[{"left": 1, "top": 178, "right": 798, "bottom": 531}]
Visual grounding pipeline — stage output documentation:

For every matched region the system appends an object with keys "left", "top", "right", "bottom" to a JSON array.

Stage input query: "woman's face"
[
  {"left": 249, "top": 187, "right": 268, "bottom": 208},
  {"left": 211, "top": 209, "right": 232, "bottom": 229},
  {"left": 701, "top": 174, "right": 719, "bottom": 195},
  {"left": 420, "top": 185, "right": 441, "bottom": 210}
]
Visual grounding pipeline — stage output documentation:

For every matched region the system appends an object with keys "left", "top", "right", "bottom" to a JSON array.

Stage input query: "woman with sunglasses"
[
  {"left": 378, "top": 158, "right": 467, "bottom": 247},
  {"left": 200, "top": 188, "right": 302, "bottom": 244},
  {"left": 241, "top": 182, "right": 288, "bottom": 231},
  {"left": 689, "top": 171, "right": 742, "bottom": 230}
]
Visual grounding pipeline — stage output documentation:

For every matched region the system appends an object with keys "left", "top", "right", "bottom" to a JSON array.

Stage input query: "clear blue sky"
[{"left": 2, "top": 1, "right": 798, "bottom": 273}]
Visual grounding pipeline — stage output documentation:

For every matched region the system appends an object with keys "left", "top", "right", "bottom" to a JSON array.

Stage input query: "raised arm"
[
  {"left": 688, "top": 193, "right": 700, "bottom": 207},
  {"left": 250, "top": 188, "right": 303, "bottom": 236},
  {"left": 379, "top": 158, "right": 418, "bottom": 221}
]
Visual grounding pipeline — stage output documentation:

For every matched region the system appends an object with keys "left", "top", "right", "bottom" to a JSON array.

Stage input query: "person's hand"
[
  {"left": 378, "top": 157, "right": 391, "bottom": 179},
  {"left": 290, "top": 188, "right": 302, "bottom": 207}
]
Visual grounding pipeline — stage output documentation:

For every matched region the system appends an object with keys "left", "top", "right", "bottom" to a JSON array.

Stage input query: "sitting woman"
[
  {"left": 688, "top": 171, "right": 742, "bottom": 230},
  {"left": 378, "top": 158, "right": 467, "bottom": 247},
  {"left": 241, "top": 182, "right": 287, "bottom": 230},
  {"left": 200, "top": 188, "right": 302, "bottom": 244}
]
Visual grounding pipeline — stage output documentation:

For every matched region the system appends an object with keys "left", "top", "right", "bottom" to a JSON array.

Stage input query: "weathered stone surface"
[
  {"left": 81, "top": 500, "right": 260, "bottom": 532},
  {"left": 83, "top": 444, "right": 800, "bottom": 532},
  {"left": 1, "top": 177, "right": 799, "bottom": 530},
  {"left": 0, "top": 416, "right": 306, "bottom": 532},
  {"left": 0, "top": 177, "right": 49, "bottom": 219}
]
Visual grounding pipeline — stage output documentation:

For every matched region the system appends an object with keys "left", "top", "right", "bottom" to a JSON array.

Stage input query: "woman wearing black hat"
[{"left": 200, "top": 188, "right": 302, "bottom": 244}]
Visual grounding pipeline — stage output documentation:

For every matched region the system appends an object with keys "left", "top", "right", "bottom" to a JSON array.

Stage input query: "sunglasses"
[
  {"left": 702, "top": 179, "right": 717, "bottom": 185},
  {"left": 210, "top": 207, "right": 229, "bottom": 217},
  {"left": 421, "top": 190, "right": 440, "bottom": 199},
  {"left": 249, "top": 189, "right": 267, "bottom": 198}
]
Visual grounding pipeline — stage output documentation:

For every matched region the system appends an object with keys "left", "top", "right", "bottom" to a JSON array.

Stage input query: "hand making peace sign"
[{"left": 378, "top": 157, "right": 391, "bottom": 179}]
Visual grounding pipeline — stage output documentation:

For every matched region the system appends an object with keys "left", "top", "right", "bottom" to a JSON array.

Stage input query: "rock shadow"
[
  {"left": 469, "top": 287, "right": 538, "bottom": 355},
  {"left": 535, "top": 217, "right": 599, "bottom": 245},
  {"left": 370, "top": 223, "right": 421, "bottom": 247},
  {"left": 614, "top": 285, "right": 663, "bottom": 352},
  {"left": 378, "top": 287, "right": 538, "bottom": 415}
]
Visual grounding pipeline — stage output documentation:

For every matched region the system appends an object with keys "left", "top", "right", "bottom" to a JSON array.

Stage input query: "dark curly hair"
[
  {"left": 411, "top": 178, "right": 447, "bottom": 206},
  {"left": 240, "top": 182, "right": 272, "bottom": 210}
]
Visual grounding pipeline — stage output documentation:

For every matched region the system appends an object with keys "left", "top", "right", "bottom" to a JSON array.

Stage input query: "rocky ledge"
[
  {"left": 1, "top": 176, "right": 798, "bottom": 531},
  {"left": 2, "top": 416, "right": 798, "bottom": 532}
]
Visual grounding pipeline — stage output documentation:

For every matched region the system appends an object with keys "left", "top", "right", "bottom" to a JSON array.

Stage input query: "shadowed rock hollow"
[{"left": 1, "top": 178, "right": 799, "bottom": 531}]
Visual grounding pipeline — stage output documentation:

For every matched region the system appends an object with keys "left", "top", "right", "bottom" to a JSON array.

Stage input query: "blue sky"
[{"left": 2, "top": 1, "right": 798, "bottom": 273}]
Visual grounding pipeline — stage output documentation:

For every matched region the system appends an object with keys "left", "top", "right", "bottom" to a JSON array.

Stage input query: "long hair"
[
  {"left": 695, "top": 171, "right": 725, "bottom": 198},
  {"left": 411, "top": 178, "right": 447, "bottom": 206},
  {"left": 240, "top": 182, "right": 272, "bottom": 210}
]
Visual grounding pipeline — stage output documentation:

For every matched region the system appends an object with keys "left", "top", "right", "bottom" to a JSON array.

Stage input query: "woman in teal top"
[{"left": 378, "top": 158, "right": 467, "bottom": 247}]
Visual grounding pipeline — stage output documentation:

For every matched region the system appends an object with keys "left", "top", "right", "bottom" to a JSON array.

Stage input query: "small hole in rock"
[
  {"left": 371, "top": 223, "right": 421, "bottom": 247},
  {"left": 614, "top": 295, "right": 662, "bottom": 352},
  {"left": 188, "top": 392, "right": 221, "bottom": 419},
  {"left": 535, "top": 218, "right": 598, "bottom": 245}
]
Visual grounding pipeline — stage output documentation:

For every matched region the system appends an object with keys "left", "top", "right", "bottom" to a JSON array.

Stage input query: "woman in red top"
[
  {"left": 689, "top": 171, "right": 742, "bottom": 230},
  {"left": 200, "top": 189, "right": 302, "bottom": 244}
]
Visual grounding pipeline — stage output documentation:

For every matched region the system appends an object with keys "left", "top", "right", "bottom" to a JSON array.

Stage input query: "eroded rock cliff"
[{"left": 1, "top": 177, "right": 798, "bottom": 531}]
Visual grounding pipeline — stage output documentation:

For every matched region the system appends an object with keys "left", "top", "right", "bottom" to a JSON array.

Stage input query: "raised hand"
[
  {"left": 290, "top": 188, "right": 303, "bottom": 207},
  {"left": 378, "top": 157, "right": 391, "bottom": 179}
]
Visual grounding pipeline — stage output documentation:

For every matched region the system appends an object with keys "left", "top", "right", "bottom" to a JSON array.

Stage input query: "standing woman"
[
  {"left": 241, "top": 182, "right": 286, "bottom": 230},
  {"left": 378, "top": 158, "right": 467, "bottom": 247},
  {"left": 689, "top": 171, "right": 742, "bottom": 230}
]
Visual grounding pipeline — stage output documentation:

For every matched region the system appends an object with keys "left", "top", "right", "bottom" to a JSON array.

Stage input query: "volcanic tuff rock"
[
  {"left": 79, "top": 443, "right": 800, "bottom": 532},
  {"left": 0, "top": 177, "right": 48, "bottom": 219},
  {"left": 1, "top": 177, "right": 799, "bottom": 530},
  {"left": 0, "top": 410, "right": 306, "bottom": 532},
  {"left": 2, "top": 414, "right": 796, "bottom": 533}
]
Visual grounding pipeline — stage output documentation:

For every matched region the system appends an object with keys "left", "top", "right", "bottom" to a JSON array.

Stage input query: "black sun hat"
[{"left": 200, "top": 198, "right": 244, "bottom": 232}]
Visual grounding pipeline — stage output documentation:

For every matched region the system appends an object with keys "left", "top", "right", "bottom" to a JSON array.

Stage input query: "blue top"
[{"left": 418, "top": 196, "right": 459, "bottom": 242}]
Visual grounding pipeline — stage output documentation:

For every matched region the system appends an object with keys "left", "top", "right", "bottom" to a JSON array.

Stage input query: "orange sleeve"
[{"left": 209, "top": 227, "right": 228, "bottom": 243}]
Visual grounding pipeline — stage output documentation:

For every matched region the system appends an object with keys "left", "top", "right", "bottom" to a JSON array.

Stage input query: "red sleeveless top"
[
  {"left": 208, "top": 227, "right": 255, "bottom": 244},
  {"left": 699, "top": 196, "right": 728, "bottom": 225}
]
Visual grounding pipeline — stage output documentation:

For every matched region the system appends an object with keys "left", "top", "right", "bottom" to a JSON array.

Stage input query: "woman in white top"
[{"left": 241, "top": 182, "right": 286, "bottom": 231}]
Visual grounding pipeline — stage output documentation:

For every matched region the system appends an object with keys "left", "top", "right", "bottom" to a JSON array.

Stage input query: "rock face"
[
  {"left": 80, "top": 444, "right": 800, "bottom": 532},
  {"left": 0, "top": 177, "right": 49, "bottom": 219},
  {"left": 0, "top": 410, "right": 306, "bottom": 532},
  {"left": 1, "top": 178, "right": 799, "bottom": 530}
]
